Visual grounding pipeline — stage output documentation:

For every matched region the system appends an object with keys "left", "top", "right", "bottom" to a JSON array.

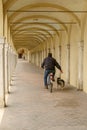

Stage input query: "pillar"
[
  {"left": 51, "top": 37, "right": 55, "bottom": 57},
  {"left": 46, "top": 39, "right": 50, "bottom": 54},
  {"left": 66, "top": 44, "right": 70, "bottom": 84},
  {"left": 77, "top": 41, "right": 84, "bottom": 90},
  {"left": 0, "top": 0, "right": 3, "bottom": 36},
  {"left": 58, "top": 45, "right": 61, "bottom": 77},
  {"left": 58, "top": 45, "right": 61, "bottom": 64},
  {"left": 48, "top": 48, "right": 50, "bottom": 53},
  {"left": 52, "top": 47, "right": 55, "bottom": 58},
  {"left": 0, "top": 37, "right": 6, "bottom": 107},
  {"left": 5, "top": 43, "right": 9, "bottom": 93},
  {"left": 8, "top": 45, "right": 12, "bottom": 87},
  {"left": 42, "top": 49, "right": 44, "bottom": 62},
  {"left": 4, "top": 13, "right": 8, "bottom": 42},
  {"left": 43, "top": 44, "right": 47, "bottom": 58},
  {"left": 27, "top": 50, "right": 30, "bottom": 62}
]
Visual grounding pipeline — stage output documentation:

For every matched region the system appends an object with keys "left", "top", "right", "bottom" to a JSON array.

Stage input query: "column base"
[
  {"left": 0, "top": 97, "right": 6, "bottom": 108},
  {"left": 77, "top": 82, "right": 83, "bottom": 91},
  {"left": 77, "top": 88, "right": 83, "bottom": 91}
]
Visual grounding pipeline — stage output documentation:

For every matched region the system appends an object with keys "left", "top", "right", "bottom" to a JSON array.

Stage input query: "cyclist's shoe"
[
  {"left": 52, "top": 78, "right": 55, "bottom": 82},
  {"left": 45, "top": 85, "right": 48, "bottom": 89}
]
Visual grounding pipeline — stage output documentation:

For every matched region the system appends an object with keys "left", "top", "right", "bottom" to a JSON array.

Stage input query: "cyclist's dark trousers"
[{"left": 44, "top": 69, "right": 55, "bottom": 86}]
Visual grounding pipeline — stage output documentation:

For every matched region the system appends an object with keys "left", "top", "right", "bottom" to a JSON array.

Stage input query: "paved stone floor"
[{"left": 0, "top": 59, "right": 87, "bottom": 130}]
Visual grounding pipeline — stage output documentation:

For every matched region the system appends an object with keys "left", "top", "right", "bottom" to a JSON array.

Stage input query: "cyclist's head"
[{"left": 48, "top": 53, "right": 52, "bottom": 57}]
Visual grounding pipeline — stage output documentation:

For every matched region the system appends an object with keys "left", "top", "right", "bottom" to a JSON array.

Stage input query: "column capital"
[
  {"left": 78, "top": 40, "right": 84, "bottom": 48},
  {"left": 48, "top": 48, "right": 50, "bottom": 53},
  {"left": 66, "top": 44, "right": 70, "bottom": 49},
  {"left": 5, "top": 43, "right": 9, "bottom": 48},
  {"left": 58, "top": 45, "right": 61, "bottom": 50},
  {"left": 80, "top": 40, "right": 84, "bottom": 43},
  {"left": 58, "top": 45, "right": 61, "bottom": 47}
]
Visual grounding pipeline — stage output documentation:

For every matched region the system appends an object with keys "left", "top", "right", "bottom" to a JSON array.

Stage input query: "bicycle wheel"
[{"left": 50, "top": 83, "right": 53, "bottom": 93}]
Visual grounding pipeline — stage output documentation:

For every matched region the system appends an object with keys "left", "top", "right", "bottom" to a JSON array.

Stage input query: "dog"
[{"left": 57, "top": 77, "right": 65, "bottom": 89}]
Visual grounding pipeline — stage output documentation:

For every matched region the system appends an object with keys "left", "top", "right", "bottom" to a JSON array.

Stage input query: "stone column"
[
  {"left": 77, "top": 41, "right": 84, "bottom": 90},
  {"left": 8, "top": 45, "right": 12, "bottom": 87},
  {"left": 27, "top": 50, "right": 30, "bottom": 62},
  {"left": 45, "top": 42, "right": 48, "bottom": 56},
  {"left": 29, "top": 52, "right": 31, "bottom": 62},
  {"left": 52, "top": 47, "right": 55, "bottom": 58},
  {"left": 37, "top": 51, "right": 39, "bottom": 66},
  {"left": 31, "top": 53, "right": 33, "bottom": 63},
  {"left": 5, "top": 43, "right": 9, "bottom": 93},
  {"left": 51, "top": 37, "right": 55, "bottom": 57},
  {"left": 58, "top": 45, "right": 61, "bottom": 77},
  {"left": 44, "top": 48, "right": 47, "bottom": 58},
  {"left": 4, "top": 13, "right": 8, "bottom": 41},
  {"left": 13, "top": 52, "right": 17, "bottom": 69},
  {"left": 28, "top": 51, "right": 31, "bottom": 63},
  {"left": 42, "top": 49, "right": 44, "bottom": 62},
  {"left": 0, "top": 0, "right": 3, "bottom": 36},
  {"left": 58, "top": 45, "right": 61, "bottom": 64},
  {"left": 46, "top": 40, "right": 49, "bottom": 54},
  {"left": 39, "top": 51, "right": 42, "bottom": 67},
  {"left": 10, "top": 46, "right": 13, "bottom": 81},
  {"left": 48, "top": 48, "right": 50, "bottom": 53},
  {"left": 43, "top": 42, "right": 47, "bottom": 58},
  {"left": 66, "top": 44, "right": 70, "bottom": 84},
  {"left": 0, "top": 37, "right": 6, "bottom": 107}
]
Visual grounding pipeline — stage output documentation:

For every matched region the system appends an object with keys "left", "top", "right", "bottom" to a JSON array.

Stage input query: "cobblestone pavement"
[{"left": 0, "top": 59, "right": 87, "bottom": 130}]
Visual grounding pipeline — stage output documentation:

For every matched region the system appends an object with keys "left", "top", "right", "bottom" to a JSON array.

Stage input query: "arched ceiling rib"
[
  {"left": 11, "top": 22, "right": 60, "bottom": 50},
  {"left": 7, "top": 2, "right": 80, "bottom": 23},
  {"left": 10, "top": 15, "right": 67, "bottom": 31},
  {"left": 13, "top": 31, "right": 49, "bottom": 41},
  {"left": 13, "top": 37, "right": 42, "bottom": 50},
  {"left": 12, "top": 27, "right": 54, "bottom": 50},
  {"left": 3, "top": 0, "right": 85, "bottom": 51},
  {"left": 11, "top": 22, "right": 59, "bottom": 34},
  {"left": 13, "top": 34, "right": 46, "bottom": 43},
  {"left": 11, "top": 21, "right": 60, "bottom": 37},
  {"left": 12, "top": 27, "right": 53, "bottom": 38}
]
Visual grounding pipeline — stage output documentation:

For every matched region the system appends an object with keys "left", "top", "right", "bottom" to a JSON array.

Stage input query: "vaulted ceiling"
[{"left": 3, "top": 0, "right": 87, "bottom": 51}]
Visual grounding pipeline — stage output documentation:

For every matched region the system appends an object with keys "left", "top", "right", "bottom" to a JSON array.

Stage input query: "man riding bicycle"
[{"left": 41, "top": 53, "right": 63, "bottom": 89}]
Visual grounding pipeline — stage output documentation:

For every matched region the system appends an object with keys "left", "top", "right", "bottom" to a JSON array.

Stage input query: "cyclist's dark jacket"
[{"left": 41, "top": 56, "right": 61, "bottom": 71}]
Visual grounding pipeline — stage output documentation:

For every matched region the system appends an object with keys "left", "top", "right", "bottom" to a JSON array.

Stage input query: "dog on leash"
[{"left": 57, "top": 77, "right": 65, "bottom": 89}]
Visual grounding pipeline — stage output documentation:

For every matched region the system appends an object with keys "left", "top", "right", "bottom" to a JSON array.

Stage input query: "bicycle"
[{"left": 47, "top": 72, "right": 55, "bottom": 93}]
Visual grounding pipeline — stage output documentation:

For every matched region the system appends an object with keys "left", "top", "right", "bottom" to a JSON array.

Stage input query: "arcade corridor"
[
  {"left": 1, "top": 0, "right": 87, "bottom": 107},
  {"left": 0, "top": 59, "right": 87, "bottom": 130},
  {"left": 1, "top": 0, "right": 87, "bottom": 129}
]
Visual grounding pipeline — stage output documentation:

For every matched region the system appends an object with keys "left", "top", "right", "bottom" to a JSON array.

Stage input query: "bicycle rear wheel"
[{"left": 50, "top": 83, "right": 53, "bottom": 93}]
